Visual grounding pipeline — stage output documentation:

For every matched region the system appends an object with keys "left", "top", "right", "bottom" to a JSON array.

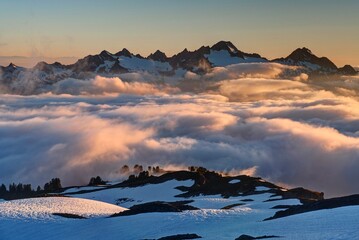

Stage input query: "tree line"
[
  {"left": 0, "top": 165, "right": 207, "bottom": 200},
  {"left": 0, "top": 178, "right": 62, "bottom": 199}
]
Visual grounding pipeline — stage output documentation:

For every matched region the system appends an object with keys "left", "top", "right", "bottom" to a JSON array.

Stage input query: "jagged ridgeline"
[{"left": 0, "top": 41, "right": 357, "bottom": 94}]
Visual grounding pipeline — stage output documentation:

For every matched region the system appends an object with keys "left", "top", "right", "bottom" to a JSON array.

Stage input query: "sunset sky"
[{"left": 0, "top": 0, "right": 358, "bottom": 67}]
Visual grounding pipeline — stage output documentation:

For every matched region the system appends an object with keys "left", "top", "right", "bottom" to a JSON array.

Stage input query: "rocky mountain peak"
[
  {"left": 148, "top": 50, "right": 167, "bottom": 62},
  {"left": 283, "top": 47, "right": 338, "bottom": 71},
  {"left": 115, "top": 48, "right": 132, "bottom": 57},
  {"left": 99, "top": 50, "right": 112, "bottom": 57},
  {"left": 287, "top": 47, "right": 315, "bottom": 61},
  {"left": 339, "top": 64, "right": 357, "bottom": 75},
  {"left": 6, "top": 63, "right": 17, "bottom": 69},
  {"left": 211, "top": 41, "right": 239, "bottom": 53}
]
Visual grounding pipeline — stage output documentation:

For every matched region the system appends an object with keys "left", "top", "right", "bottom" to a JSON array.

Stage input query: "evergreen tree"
[
  {"left": 88, "top": 176, "right": 106, "bottom": 186},
  {"left": 120, "top": 165, "right": 130, "bottom": 173},
  {"left": 0, "top": 184, "right": 6, "bottom": 195},
  {"left": 9, "top": 183, "right": 16, "bottom": 193},
  {"left": 16, "top": 183, "right": 23, "bottom": 193},
  {"left": 23, "top": 184, "right": 32, "bottom": 193},
  {"left": 44, "top": 178, "right": 62, "bottom": 192}
]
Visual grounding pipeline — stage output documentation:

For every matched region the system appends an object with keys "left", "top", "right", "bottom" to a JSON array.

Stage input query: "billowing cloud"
[
  {"left": 1, "top": 87, "right": 359, "bottom": 197},
  {"left": 50, "top": 76, "right": 178, "bottom": 95},
  {"left": 1, "top": 62, "right": 359, "bottom": 197},
  {"left": 204, "top": 62, "right": 302, "bottom": 81},
  {"left": 217, "top": 78, "right": 310, "bottom": 101}
]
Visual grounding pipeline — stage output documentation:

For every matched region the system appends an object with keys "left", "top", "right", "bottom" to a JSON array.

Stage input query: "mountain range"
[{"left": 1, "top": 41, "right": 357, "bottom": 85}]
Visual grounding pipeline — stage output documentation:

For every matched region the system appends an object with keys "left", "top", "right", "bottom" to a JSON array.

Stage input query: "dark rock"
[
  {"left": 99, "top": 50, "right": 113, "bottom": 59},
  {"left": 148, "top": 50, "right": 168, "bottom": 62},
  {"left": 273, "top": 47, "right": 338, "bottom": 72},
  {"left": 273, "top": 187, "right": 324, "bottom": 203},
  {"left": 169, "top": 46, "right": 211, "bottom": 72},
  {"left": 211, "top": 40, "right": 238, "bottom": 53},
  {"left": 157, "top": 233, "right": 202, "bottom": 240},
  {"left": 210, "top": 41, "right": 264, "bottom": 59},
  {"left": 338, "top": 64, "right": 357, "bottom": 75},
  {"left": 235, "top": 235, "right": 281, "bottom": 240},
  {"left": 241, "top": 199, "right": 254, "bottom": 202},
  {"left": 108, "top": 59, "right": 128, "bottom": 73},
  {"left": 5, "top": 63, "right": 18, "bottom": 70},
  {"left": 288, "top": 47, "right": 337, "bottom": 70},
  {"left": 221, "top": 203, "right": 244, "bottom": 210},
  {"left": 52, "top": 213, "right": 87, "bottom": 219},
  {"left": 235, "top": 235, "right": 255, "bottom": 240},
  {"left": 100, "top": 169, "right": 282, "bottom": 199},
  {"left": 115, "top": 48, "right": 132, "bottom": 57},
  {"left": 135, "top": 53, "right": 145, "bottom": 59},
  {"left": 111, "top": 200, "right": 199, "bottom": 217},
  {"left": 70, "top": 54, "right": 106, "bottom": 72},
  {"left": 266, "top": 194, "right": 359, "bottom": 220},
  {"left": 271, "top": 205, "right": 294, "bottom": 209},
  {"left": 64, "top": 169, "right": 321, "bottom": 206}
]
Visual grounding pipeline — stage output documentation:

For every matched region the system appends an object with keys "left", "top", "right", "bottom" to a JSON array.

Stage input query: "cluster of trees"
[
  {"left": 188, "top": 166, "right": 208, "bottom": 173},
  {"left": 0, "top": 178, "right": 63, "bottom": 199},
  {"left": 43, "top": 178, "right": 62, "bottom": 192},
  {"left": 0, "top": 183, "right": 37, "bottom": 196},
  {"left": 88, "top": 176, "right": 106, "bottom": 186},
  {"left": 120, "top": 164, "right": 165, "bottom": 175},
  {"left": 127, "top": 170, "right": 150, "bottom": 182},
  {"left": 0, "top": 165, "right": 215, "bottom": 200},
  {"left": 120, "top": 164, "right": 167, "bottom": 183}
]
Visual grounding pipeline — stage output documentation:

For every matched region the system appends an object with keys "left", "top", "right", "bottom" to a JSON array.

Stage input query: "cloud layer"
[{"left": 0, "top": 62, "right": 359, "bottom": 197}]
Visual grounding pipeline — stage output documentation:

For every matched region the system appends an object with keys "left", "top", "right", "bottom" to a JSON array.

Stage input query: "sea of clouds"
[{"left": 1, "top": 62, "right": 359, "bottom": 197}]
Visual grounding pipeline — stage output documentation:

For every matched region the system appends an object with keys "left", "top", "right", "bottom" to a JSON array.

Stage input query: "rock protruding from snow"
[
  {"left": 235, "top": 234, "right": 280, "bottom": 240},
  {"left": 206, "top": 41, "right": 267, "bottom": 67}
]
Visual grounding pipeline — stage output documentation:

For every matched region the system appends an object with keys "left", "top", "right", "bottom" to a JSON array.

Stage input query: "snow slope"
[
  {"left": 118, "top": 56, "right": 172, "bottom": 73},
  {"left": 0, "top": 197, "right": 127, "bottom": 220},
  {"left": 0, "top": 178, "right": 358, "bottom": 240},
  {"left": 69, "top": 180, "right": 193, "bottom": 208},
  {"left": 205, "top": 50, "right": 267, "bottom": 67},
  {"left": 0, "top": 196, "right": 357, "bottom": 240}
]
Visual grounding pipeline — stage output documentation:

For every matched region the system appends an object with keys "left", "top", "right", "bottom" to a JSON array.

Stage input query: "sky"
[{"left": 0, "top": 0, "right": 358, "bottom": 67}]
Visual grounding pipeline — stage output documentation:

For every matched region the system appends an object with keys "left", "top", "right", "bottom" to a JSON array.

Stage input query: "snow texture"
[{"left": 0, "top": 197, "right": 127, "bottom": 220}]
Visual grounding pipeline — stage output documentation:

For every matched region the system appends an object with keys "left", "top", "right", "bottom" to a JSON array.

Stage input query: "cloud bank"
[
  {"left": 0, "top": 62, "right": 359, "bottom": 197},
  {"left": 50, "top": 76, "right": 178, "bottom": 95}
]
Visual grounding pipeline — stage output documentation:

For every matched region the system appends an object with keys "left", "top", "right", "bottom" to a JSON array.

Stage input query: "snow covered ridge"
[
  {"left": 0, "top": 41, "right": 357, "bottom": 94},
  {"left": 1, "top": 169, "right": 359, "bottom": 239}
]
